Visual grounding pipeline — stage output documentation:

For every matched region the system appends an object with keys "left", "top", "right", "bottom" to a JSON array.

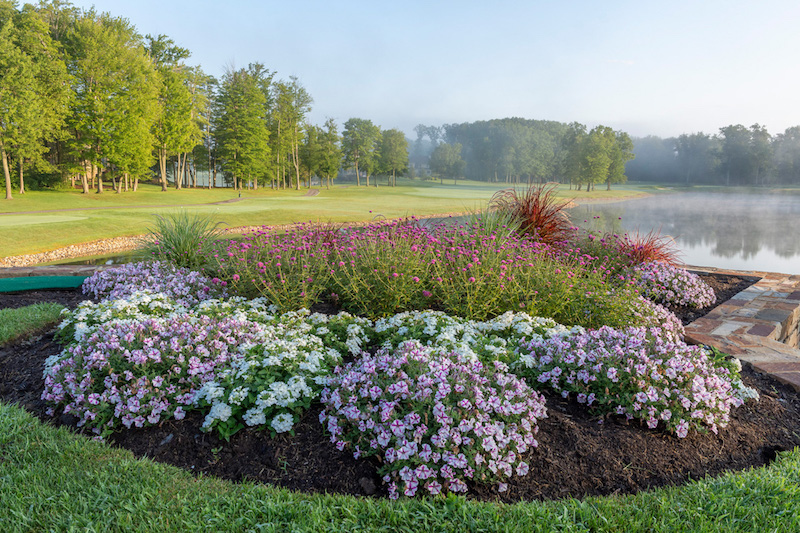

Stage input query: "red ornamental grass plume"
[
  {"left": 489, "top": 183, "right": 573, "bottom": 245},
  {"left": 618, "top": 229, "right": 680, "bottom": 266}
]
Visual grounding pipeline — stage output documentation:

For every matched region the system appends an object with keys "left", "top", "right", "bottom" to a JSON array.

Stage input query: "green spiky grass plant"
[
  {"left": 139, "top": 211, "right": 226, "bottom": 270},
  {"left": 0, "top": 303, "right": 64, "bottom": 346}
]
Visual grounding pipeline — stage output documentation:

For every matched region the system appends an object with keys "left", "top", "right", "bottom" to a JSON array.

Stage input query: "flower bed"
[{"left": 39, "top": 219, "right": 758, "bottom": 498}]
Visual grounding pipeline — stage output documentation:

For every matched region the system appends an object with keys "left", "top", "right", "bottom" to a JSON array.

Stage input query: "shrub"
[
  {"left": 488, "top": 184, "right": 573, "bottom": 245},
  {"left": 320, "top": 341, "right": 548, "bottom": 498},
  {"left": 139, "top": 211, "right": 225, "bottom": 269},
  {"left": 633, "top": 261, "right": 716, "bottom": 308}
]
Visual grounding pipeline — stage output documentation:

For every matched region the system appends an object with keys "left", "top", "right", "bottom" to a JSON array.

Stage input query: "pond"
[{"left": 567, "top": 191, "right": 800, "bottom": 274}]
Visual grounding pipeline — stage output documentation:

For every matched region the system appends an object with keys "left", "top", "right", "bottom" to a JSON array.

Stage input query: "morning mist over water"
[{"left": 568, "top": 191, "right": 800, "bottom": 274}]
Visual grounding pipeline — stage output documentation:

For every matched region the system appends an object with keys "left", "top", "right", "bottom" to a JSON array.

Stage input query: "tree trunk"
[
  {"left": 18, "top": 158, "right": 25, "bottom": 194},
  {"left": 81, "top": 161, "right": 90, "bottom": 194},
  {"left": 133, "top": 175, "right": 139, "bottom": 192},
  {"left": 95, "top": 164, "right": 103, "bottom": 194},
  {"left": 175, "top": 155, "right": 183, "bottom": 190},
  {"left": 124, "top": 172, "right": 129, "bottom": 192},
  {"left": 159, "top": 145, "right": 168, "bottom": 191},
  {"left": 293, "top": 128, "right": 301, "bottom": 191},
  {"left": 355, "top": 160, "right": 360, "bottom": 187},
  {"left": 1, "top": 140, "right": 12, "bottom": 200}
]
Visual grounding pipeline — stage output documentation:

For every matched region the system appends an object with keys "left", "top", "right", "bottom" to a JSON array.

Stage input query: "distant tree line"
[
  {"left": 628, "top": 124, "right": 800, "bottom": 186},
  {"left": 0, "top": 0, "right": 411, "bottom": 199},
  {"left": 414, "top": 118, "right": 634, "bottom": 190}
]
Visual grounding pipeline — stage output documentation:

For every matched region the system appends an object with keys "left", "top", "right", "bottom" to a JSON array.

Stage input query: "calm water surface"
[{"left": 568, "top": 191, "right": 800, "bottom": 274}]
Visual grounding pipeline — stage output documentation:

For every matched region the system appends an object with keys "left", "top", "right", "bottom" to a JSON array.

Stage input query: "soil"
[{"left": 2, "top": 272, "right": 799, "bottom": 504}]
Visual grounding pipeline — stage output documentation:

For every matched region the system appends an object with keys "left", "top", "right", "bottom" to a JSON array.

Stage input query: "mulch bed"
[{"left": 2, "top": 272, "right": 799, "bottom": 503}]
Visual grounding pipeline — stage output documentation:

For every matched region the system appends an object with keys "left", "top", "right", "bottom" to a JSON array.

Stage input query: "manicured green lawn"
[
  {"left": 0, "top": 303, "right": 64, "bottom": 345},
  {"left": 0, "top": 401, "right": 797, "bottom": 532},
  {"left": 0, "top": 180, "right": 650, "bottom": 258}
]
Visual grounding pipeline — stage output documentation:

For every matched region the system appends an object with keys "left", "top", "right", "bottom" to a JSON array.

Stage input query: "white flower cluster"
[
  {"left": 192, "top": 310, "right": 369, "bottom": 437},
  {"left": 56, "top": 291, "right": 187, "bottom": 344},
  {"left": 372, "top": 309, "right": 578, "bottom": 363}
]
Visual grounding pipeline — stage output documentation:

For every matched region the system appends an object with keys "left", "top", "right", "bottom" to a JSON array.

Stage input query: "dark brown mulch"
[{"left": 1, "top": 273, "right": 798, "bottom": 504}]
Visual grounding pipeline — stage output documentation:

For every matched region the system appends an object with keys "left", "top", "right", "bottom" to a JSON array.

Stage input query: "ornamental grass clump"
[
  {"left": 139, "top": 211, "right": 226, "bottom": 270},
  {"left": 518, "top": 325, "right": 758, "bottom": 437},
  {"left": 42, "top": 315, "right": 264, "bottom": 437},
  {"left": 488, "top": 184, "right": 573, "bottom": 245},
  {"left": 568, "top": 228, "right": 680, "bottom": 273},
  {"left": 82, "top": 261, "right": 226, "bottom": 306},
  {"left": 632, "top": 261, "right": 716, "bottom": 309},
  {"left": 321, "top": 341, "right": 547, "bottom": 498}
]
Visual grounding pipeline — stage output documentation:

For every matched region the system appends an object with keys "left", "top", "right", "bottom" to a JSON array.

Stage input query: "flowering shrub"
[
  {"left": 633, "top": 261, "right": 716, "bottom": 309},
  {"left": 82, "top": 261, "right": 227, "bottom": 306},
  {"left": 632, "top": 297, "right": 686, "bottom": 344},
  {"left": 193, "top": 310, "right": 372, "bottom": 439},
  {"left": 518, "top": 325, "right": 757, "bottom": 437},
  {"left": 43, "top": 315, "right": 264, "bottom": 437},
  {"left": 321, "top": 341, "right": 547, "bottom": 498}
]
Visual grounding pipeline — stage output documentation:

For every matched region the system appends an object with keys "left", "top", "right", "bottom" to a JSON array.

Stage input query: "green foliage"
[
  {"left": 64, "top": 11, "right": 160, "bottom": 189},
  {"left": 429, "top": 142, "right": 465, "bottom": 183},
  {"left": 378, "top": 128, "right": 409, "bottom": 185},
  {"left": 0, "top": 302, "right": 64, "bottom": 345},
  {"left": 0, "top": 3, "right": 71, "bottom": 198},
  {"left": 214, "top": 66, "right": 272, "bottom": 188},
  {"left": 139, "top": 211, "right": 225, "bottom": 269},
  {"left": 342, "top": 117, "right": 381, "bottom": 186}
]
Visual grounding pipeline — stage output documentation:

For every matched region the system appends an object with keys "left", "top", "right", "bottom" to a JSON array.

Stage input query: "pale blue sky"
[{"left": 71, "top": 0, "right": 800, "bottom": 138}]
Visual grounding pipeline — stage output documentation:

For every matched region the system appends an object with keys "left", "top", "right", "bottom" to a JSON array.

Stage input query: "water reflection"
[{"left": 567, "top": 192, "right": 800, "bottom": 273}]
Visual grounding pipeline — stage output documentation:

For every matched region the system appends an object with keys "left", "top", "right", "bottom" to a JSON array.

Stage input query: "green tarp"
[{"left": 0, "top": 276, "right": 87, "bottom": 293}]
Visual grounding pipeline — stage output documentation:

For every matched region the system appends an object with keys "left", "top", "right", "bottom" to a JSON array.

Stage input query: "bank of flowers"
[
  {"left": 41, "top": 215, "right": 755, "bottom": 499},
  {"left": 211, "top": 219, "right": 646, "bottom": 328}
]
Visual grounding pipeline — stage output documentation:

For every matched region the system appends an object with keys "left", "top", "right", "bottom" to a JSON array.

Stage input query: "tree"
[
  {"left": 749, "top": 123, "right": 772, "bottom": 185},
  {"left": 301, "top": 118, "right": 341, "bottom": 189},
  {"left": 606, "top": 130, "right": 634, "bottom": 190},
  {"left": 773, "top": 126, "right": 800, "bottom": 185},
  {"left": 674, "top": 132, "right": 719, "bottom": 185},
  {"left": 342, "top": 118, "right": 380, "bottom": 187},
  {"left": 214, "top": 66, "right": 270, "bottom": 190},
  {"left": 0, "top": 3, "right": 70, "bottom": 199},
  {"left": 561, "top": 122, "right": 587, "bottom": 189},
  {"left": 378, "top": 128, "right": 408, "bottom": 186},
  {"left": 146, "top": 34, "right": 199, "bottom": 191},
  {"left": 718, "top": 124, "right": 753, "bottom": 186},
  {"left": 429, "top": 142, "right": 465, "bottom": 184},
  {"left": 63, "top": 11, "right": 159, "bottom": 194}
]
